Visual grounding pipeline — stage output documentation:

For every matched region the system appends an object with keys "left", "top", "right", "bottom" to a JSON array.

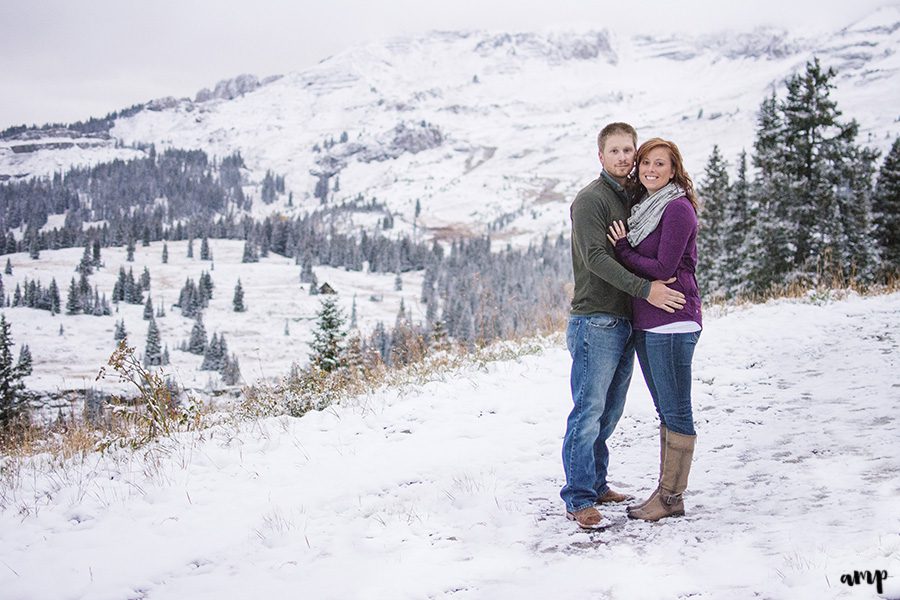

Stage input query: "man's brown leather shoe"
[
  {"left": 597, "top": 488, "right": 634, "bottom": 504},
  {"left": 565, "top": 506, "right": 606, "bottom": 530}
]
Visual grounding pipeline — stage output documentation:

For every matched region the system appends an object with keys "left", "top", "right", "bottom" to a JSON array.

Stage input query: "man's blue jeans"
[
  {"left": 633, "top": 330, "right": 700, "bottom": 436},
  {"left": 561, "top": 314, "right": 634, "bottom": 513}
]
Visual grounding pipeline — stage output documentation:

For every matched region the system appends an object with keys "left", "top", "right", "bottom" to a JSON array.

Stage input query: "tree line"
[{"left": 696, "top": 59, "right": 898, "bottom": 297}]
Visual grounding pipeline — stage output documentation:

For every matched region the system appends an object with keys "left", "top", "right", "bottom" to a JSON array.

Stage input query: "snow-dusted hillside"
[
  {"left": 2, "top": 7, "right": 898, "bottom": 247},
  {"left": 3, "top": 241, "right": 423, "bottom": 396},
  {"left": 1, "top": 292, "right": 898, "bottom": 599}
]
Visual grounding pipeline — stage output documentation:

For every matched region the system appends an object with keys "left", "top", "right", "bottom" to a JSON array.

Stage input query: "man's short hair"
[{"left": 597, "top": 122, "right": 637, "bottom": 152}]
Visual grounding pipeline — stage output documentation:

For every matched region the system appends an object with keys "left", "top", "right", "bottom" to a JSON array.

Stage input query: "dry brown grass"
[
  {"left": 707, "top": 267, "right": 900, "bottom": 310},
  {"left": 240, "top": 328, "right": 558, "bottom": 422}
]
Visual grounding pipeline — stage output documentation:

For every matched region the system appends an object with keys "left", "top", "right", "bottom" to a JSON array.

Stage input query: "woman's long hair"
[{"left": 627, "top": 138, "right": 698, "bottom": 212}]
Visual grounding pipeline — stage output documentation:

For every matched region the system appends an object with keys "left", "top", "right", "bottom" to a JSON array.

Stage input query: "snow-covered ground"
[{"left": 1, "top": 292, "right": 898, "bottom": 599}]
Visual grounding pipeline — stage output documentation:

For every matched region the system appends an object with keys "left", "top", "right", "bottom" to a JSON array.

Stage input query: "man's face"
[{"left": 599, "top": 133, "right": 636, "bottom": 180}]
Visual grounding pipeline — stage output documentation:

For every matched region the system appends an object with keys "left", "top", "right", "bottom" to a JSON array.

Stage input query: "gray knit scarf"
[{"left": 626, "top": 182, "right": 686, "bottom": 246}]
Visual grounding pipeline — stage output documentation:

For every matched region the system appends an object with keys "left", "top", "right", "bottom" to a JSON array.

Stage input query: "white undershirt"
[{"left": 643, "top": 321, "right": 702, "bottom": 334}]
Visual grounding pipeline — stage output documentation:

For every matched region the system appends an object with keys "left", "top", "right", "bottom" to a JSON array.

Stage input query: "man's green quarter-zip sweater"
[{"left": 569, "top": 171, "right": 651, "bottom": 317}]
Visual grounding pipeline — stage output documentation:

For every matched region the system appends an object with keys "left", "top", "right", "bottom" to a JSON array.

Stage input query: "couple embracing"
[{"left": 562, "top": 122, "right": 702, "bottom": 529}]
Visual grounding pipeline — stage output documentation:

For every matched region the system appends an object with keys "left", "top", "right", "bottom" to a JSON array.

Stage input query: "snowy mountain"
[
  {"left": 2, "top": 292, "right": 898, "bottom": 599},
  {"left": 1, "top": 7, "right": 898, "bottom": 247}
]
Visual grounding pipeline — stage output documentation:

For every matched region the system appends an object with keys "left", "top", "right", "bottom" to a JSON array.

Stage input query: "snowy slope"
[
  {"left": 3, "top": 241, "right": 423, "bottom": 397},
  {"left": 2, "top": 7, "right": 899, "bottom": 248},
  {"left": 1, "top": 292, "right": 898, "bottom": 599}
]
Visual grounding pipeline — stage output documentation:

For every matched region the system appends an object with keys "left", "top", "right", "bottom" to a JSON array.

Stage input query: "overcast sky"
[{"left": 0, "top": 0, "right": 893, "bottom": 129}]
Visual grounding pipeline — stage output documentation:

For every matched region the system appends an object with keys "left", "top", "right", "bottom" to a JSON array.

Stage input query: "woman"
[{"left": 606, "top": 137, "right": 702, "bottom": 522}]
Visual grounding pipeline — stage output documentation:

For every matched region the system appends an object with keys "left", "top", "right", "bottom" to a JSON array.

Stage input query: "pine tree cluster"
[
  {"left": 111, "top": 266, "right": 146, "bottom": 305},
  {"left": 192, "top": 325, "right": 240, "bottom": 384},
  {"left": 261, "top": 170, "right": 286, "bottom": 204},
  {"left": 304, "top": 232, "right": 572, "bottom": 374},
  {"left": 696, "top": 59, "right": 897, "bottom": 296},
  {"left": 11, "top": 277, "right": 61, "bottom": 313},
  {"left": 175, "top": 272, "right": 213, "bottom": 318},
  {"left": 0, "top": 314, "right": 31, "bottom": 424},
  {"left": 66, "top": 275, "right": 112, "bottom": 316}
]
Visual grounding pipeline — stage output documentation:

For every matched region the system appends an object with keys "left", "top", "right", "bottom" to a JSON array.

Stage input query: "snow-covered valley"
[{"left": 1, "top": 240, "right": 424, "bottom": 396}]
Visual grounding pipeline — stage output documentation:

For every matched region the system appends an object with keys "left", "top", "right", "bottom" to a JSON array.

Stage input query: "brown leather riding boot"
[
  {"left": 627, "top": 424, "right": 667, "bottom": 513},
  {"left": 628, "top": 429, "right": 695, "bottom": 522}
]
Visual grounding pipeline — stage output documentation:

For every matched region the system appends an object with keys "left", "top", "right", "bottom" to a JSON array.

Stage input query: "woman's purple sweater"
[{"left": 613, "top": 197, "right": 702, "bottom": 331}]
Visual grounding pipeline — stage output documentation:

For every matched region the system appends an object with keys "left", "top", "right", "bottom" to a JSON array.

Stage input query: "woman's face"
[{"left": 638, "top": 147, "right": 675, "bottom": 194}]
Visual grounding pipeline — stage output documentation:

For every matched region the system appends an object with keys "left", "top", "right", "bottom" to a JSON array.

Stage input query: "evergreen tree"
[
  {"left": 217, "top": 334, "right": 229, "bottom": 370},
  {"left": 188, "top": 316, "right": 207, "bottom": 355},
  {"left": 0, "top": 314, "right": 28, "bottom": 424},
  {"left": 200, "top": 333, "right": 220, "bottom": 370},
  {"left": 309, "top": 296, "right": 347, "bottom": 373},
  {"left": 100, "top": 292, "right": 111, "bottom": 316},
  {"left": 77, "top": 243, "right": 93, "bottom": 276},
  {"left": 123, "top": 268, "right": 136, "bottom": 303},
  {"left": 873, "top": 137, "right": 900, "bottom": 272},
  {"left": 140, "top": 267, "right": 151, "bottom": 290},
  {"left": 65, "top": 278, "right": 79, "bottom": 315},
  {"left": 394, "top": 271, "right": 403, "bottom": 291},
  {"left": 187, "top": 237, "right": 194, "bottom": 258},
  {"left": 200, "top": 236, "right": 210, "bottom": 260},
  {"left": 232, "top": 279, "right": 246, "bottom": 312},
  {"left": 162, "top": 242, "right": 169, "bottom": 264},
  {"left": 12, "top": 284, "right": 21, "bottom": 308},
  {"left": 126, "top": 239, "right": 135, "bottom": 262},
  {"left": 777, "top": 59, "right": 876, "bottom": 282},
  {"left": 48, "top": 278, "right": 61, "bottom": 314},
  {"left": 28, "top": 236, "right": 40, "bottom": 260},
  {"left": 91, "top": 288, "right": 103, "bottom": 316},
  {"left": 241, "top": 240, "right": 259, "bottom": 263},
  {"left": 78, "top": 271, "right": 91, "bottom": 297},
  {"left": 92, "top": 238, "right": 101, "bottom": 266},
  {"left": 114, "top": 319, "right": 127, "bottom": 341},
  {"left": 696, "top": 145, "right": 730, "bottom": 296},
  {"left": 144, "top": 318, "right": 162, "bottom": 367},
  {"left": 112, "top": 267, "right": 126, "bottom": 303},
  {"left": 143, "top": 296, "right": 154, "bottom": 320},
  {"left": 17, "top": 344, "right": 33, "bottom": 376},
  {"left": 4, "top": 259, "right": 11, "bottom": 275},
  {"left": 743, "top": 90, "right": 793, "bottom": 292},
  {"left": 724, "top": 150, "right": 753, "bottom": 291},
  {"left": 221, "top": 353, "right": 241, "bottom": 385},
  {"left": 198, "top": 271, "right": 214, "bottom": 304}
]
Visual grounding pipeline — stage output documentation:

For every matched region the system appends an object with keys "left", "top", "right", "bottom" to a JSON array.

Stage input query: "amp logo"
[{"left": 840, "top": 570, "right": 889, "bottom": 595}]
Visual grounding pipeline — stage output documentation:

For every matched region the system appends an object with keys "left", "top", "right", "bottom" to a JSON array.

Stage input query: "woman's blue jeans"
[
  {"left": 633, "top": 330, "right": 700, "bottom": 436},
  {"left": 561, "top": 314, "right": 634, "bottom": 513}
]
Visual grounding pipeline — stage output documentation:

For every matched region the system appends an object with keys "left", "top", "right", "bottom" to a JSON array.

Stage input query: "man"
[{"left": 562, "top": 122, "right": 685, "bottom": 529}]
